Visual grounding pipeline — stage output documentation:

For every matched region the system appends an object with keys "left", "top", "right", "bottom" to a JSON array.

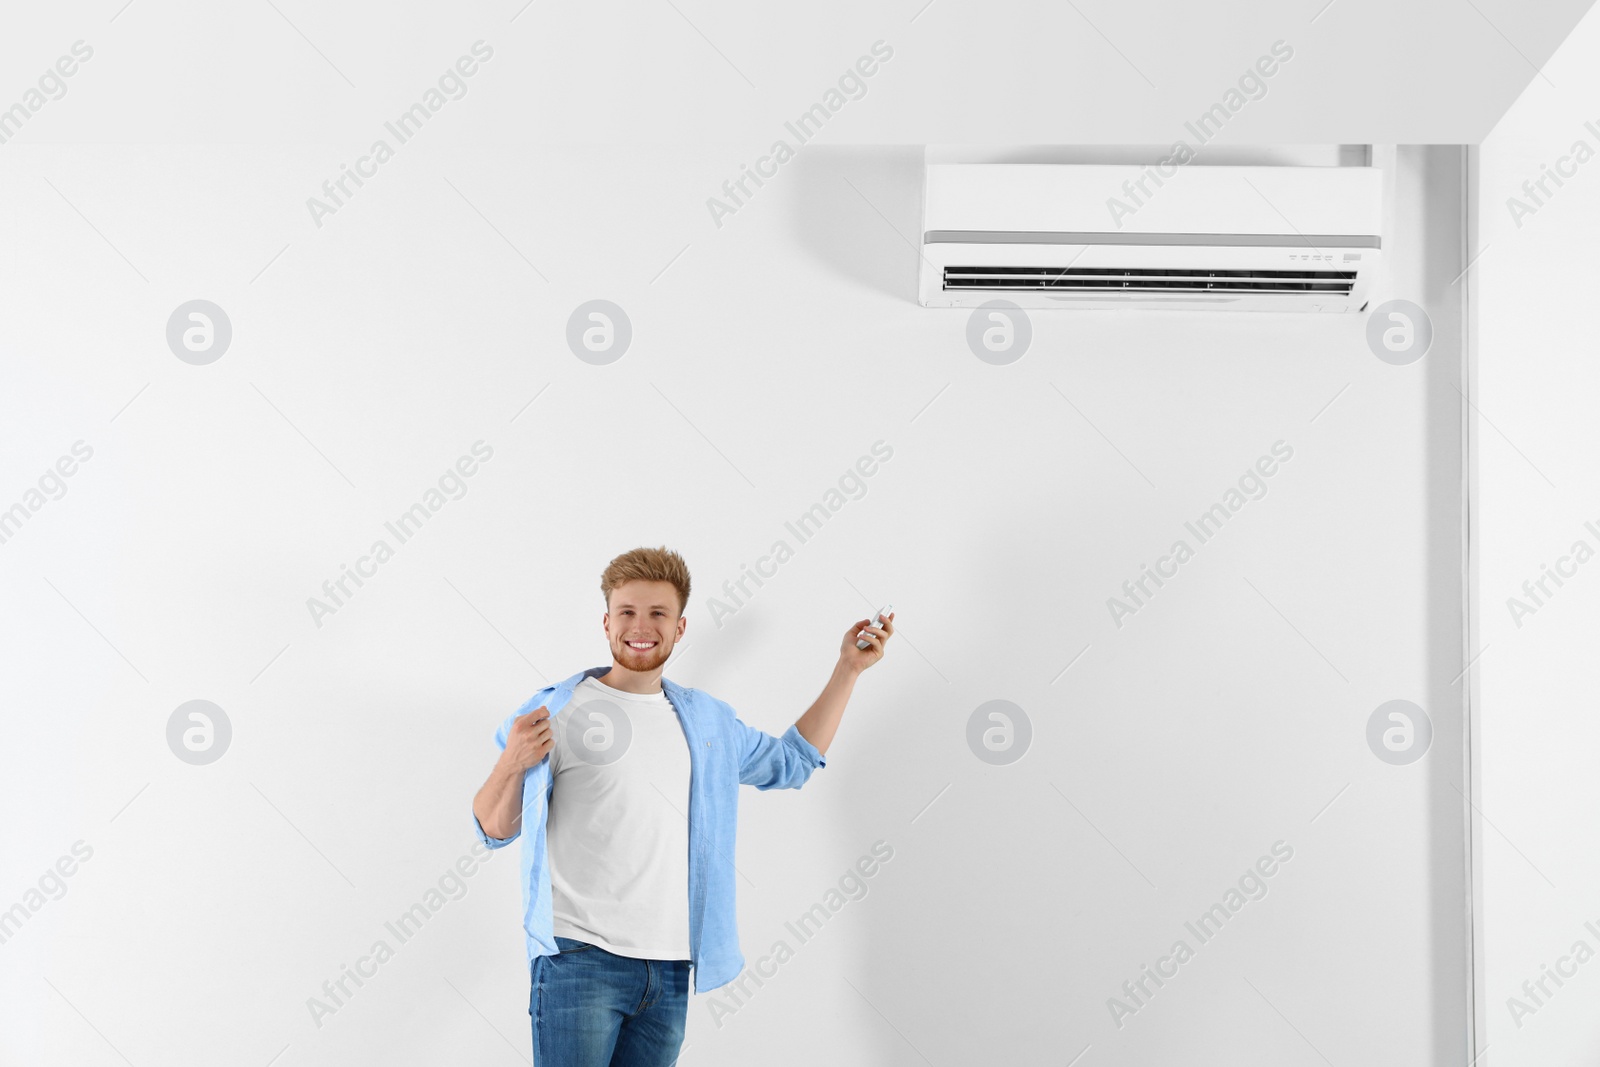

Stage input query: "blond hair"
[{"left": 600, "top": 546, "right": 692, "bottom": 617}]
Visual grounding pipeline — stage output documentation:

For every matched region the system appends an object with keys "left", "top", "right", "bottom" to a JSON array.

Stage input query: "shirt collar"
[{"left": 555, "top": 665, "right": 685, "bottom": 702}]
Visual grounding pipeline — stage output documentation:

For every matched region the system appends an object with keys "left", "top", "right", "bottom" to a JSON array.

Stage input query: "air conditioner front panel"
[
  {"left": 919, "top": 163, "right": 1384, "bottom": 312},
  {"left": 922, "top": 164, "right": 1384, "bottom": 237}
]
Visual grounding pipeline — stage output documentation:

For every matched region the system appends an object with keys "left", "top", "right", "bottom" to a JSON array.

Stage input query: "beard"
[{"left": 615, "top": 637, "right": 671, "bottom": 672}]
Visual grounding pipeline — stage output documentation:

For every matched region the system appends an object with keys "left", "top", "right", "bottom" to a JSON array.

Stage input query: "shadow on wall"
[
  {"left": 676, "top": 592, "right": 772, "bottom": 696},
  {"left": 783, "top": 146, "right": 927, "bottom": 305},
  {"left": 780, "top": 144, "right": 1366, "bottom": 307},
  {"left": 1414, "top": 143, "right": 1471, "bottom": 1067}
]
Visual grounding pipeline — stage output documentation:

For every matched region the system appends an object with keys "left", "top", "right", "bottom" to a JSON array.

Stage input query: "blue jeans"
[{"left": 531, "top": 936, "right": 691, "bottom": 1067}]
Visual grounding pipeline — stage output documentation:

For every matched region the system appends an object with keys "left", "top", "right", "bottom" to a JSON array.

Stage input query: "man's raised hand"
[{"left": 841, "top": 612, "right": 895, "bottom": 672}]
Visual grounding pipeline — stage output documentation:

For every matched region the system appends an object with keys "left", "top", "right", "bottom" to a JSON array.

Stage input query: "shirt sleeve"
[
  {"left": 472, "top": 712, "right": 522, "bottom": 849},
  {"left": 734, "top": 716, "right": 828, "bottom": 790}
]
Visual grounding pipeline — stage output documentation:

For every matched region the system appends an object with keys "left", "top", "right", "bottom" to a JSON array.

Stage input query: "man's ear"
[{"left": 677, "top": 614, "right": 688, "bottom": 639}]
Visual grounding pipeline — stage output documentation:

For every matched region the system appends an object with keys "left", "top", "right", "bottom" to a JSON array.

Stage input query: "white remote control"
[{"left": 857, "top": 604, "right": 892, "bottom": 649}]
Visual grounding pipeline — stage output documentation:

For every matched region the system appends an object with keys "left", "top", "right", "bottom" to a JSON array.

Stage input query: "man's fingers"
[{"left": 513, "top": 707, "right": 553, "bottom": 747}]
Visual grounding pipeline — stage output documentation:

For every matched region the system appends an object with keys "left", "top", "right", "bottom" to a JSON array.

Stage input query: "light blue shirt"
[{"left": 472, "top": 665, "right": 827, "bottom": 994}]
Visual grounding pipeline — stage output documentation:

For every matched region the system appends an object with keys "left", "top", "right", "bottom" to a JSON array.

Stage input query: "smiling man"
[{"left": 471, "top": 545, "right": 893, "bottom": 1066}]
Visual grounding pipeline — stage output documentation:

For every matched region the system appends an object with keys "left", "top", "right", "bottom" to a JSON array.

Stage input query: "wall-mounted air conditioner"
[{"left": 919, "top": 163, "right": 1383, "bottom": 312}]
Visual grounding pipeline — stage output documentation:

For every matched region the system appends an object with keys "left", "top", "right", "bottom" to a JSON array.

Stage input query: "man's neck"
[{"left": 594, "top": 663, "right": 665, "bottom": 695}]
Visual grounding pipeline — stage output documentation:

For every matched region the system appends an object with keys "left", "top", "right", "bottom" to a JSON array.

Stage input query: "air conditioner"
[{"left": 919, "top": 163, "right": 1383, "bottom": 312}]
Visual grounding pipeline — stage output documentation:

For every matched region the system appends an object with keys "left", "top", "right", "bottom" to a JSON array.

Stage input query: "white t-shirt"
[{"left": 547, "top": 676, "right": 692, "bottom": 961}]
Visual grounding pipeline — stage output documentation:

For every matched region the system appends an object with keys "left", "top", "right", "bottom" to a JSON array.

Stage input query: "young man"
[{"left": 471, "top": 546, "right": 893, "bottom": 1066}]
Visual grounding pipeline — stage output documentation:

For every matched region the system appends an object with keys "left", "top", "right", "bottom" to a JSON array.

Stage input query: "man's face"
[{"left": 604, "top": 579, "right": 686, "bottom": 673}]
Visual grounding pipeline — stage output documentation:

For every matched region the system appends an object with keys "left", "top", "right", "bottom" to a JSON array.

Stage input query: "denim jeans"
[{"left": 531, "top": 936, "right": 691, "bottom": 1067}]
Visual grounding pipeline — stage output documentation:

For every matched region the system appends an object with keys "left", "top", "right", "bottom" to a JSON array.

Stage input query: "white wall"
[
  {"left": 0, "top": 136, "right": 1473, "bottom": 1064},
  {"left": 1472, "top": 5, "right": 1600, "bottom": 1064}
]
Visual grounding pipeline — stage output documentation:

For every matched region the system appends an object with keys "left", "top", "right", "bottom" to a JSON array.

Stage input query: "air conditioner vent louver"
[
  {"left": 943, "top": 266, "right": 1358, "bottom": 296},
  {"left": 919, "top": 163, "right": 1384, "bottom": 312}
]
